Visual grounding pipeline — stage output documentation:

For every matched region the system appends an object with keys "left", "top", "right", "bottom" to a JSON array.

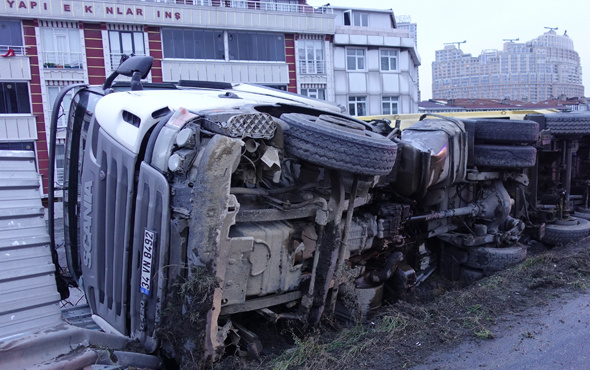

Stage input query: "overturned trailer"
[{"left": 3, "top": 56, "right": 589, "bottom": 368}]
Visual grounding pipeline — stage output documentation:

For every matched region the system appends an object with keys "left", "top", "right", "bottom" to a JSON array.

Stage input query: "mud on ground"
[{"left": 216, "top": 236, "right": 590, "bottom": 370}]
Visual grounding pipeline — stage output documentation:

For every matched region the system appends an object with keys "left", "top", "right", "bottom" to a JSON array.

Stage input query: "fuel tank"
[{"left": 391, "top": 117, "right": 467, "bottom": 197}]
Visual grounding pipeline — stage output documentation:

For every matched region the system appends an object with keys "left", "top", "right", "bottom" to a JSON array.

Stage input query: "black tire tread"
[
  {"left": 464, "top": 245, "right": 527, "bottom": 275},
  {"left": 541, "top": 217, "right": 590, "bottom": 246},
  {"left": 545, "top": 113, "right": 590, "bottom": 135},
  {"left": 282, "top": 114, "right": 397, "bottom": 176},
  {"left": 473, "top": 119, "right": 539, "bottom": 144},
  {"left": 473, "top": 144, "right": 537, "bottom": 169}
]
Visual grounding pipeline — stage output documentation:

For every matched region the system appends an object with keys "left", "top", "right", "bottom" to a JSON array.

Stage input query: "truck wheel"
[
  {"left": 281, "top": 113, "right": 398, "bottom": 176},
  {"left": 464, "top": 245, "right": 527, "bottom": 275},
  {"left": 541, "top": 217, "right": 590, "bottom": 246},
  {"left": 473, "top": 144, "right": 537, "bottom": 169},
  {"left": 473, "top": 119, "right": 539, "bottom": 144},
  {"left": 546, "top": 113, "right": 590, "bottom": 136},
  {"left": 574, "top": 207, "right": 590, "bottom": 220}
]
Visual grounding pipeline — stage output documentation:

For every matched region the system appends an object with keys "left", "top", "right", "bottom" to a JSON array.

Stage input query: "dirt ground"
[{"left": 217, "top": 236, "right": 590, "bottom": 370}]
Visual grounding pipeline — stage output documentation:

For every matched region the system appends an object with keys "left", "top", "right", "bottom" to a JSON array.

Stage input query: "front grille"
[
  {"left": 81, "top": 128, "right": 137, "bottom": 335},
  {"left": 129, "top": 163, "right": 170, "bottom": 348}
]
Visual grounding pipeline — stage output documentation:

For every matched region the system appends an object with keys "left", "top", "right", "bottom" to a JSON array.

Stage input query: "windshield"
[{"left": 63, "top": 88, "right": 103, "bottom": 281}]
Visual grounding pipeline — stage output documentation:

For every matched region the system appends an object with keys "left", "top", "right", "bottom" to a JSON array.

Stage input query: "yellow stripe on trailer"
[{"left": 360, "top": 109, "right": 559, "bottom": 130}]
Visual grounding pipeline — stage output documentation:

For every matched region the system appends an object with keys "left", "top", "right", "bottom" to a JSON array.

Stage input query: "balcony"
[
  {"left": 41, "top": 51, "right": 84, "bottom": 69},
  {"left": 0, "top": 45, "right": 27, "bottom": 57},
  {"left": 298, "top": 60, "right": 326, "bottom": 75},
  {"left": 141, "top": 0, "right": 333, "bottom": 14},
  {"left": 0, "top": 46, "right": 31, "bottom": 80},
  {"left": 109, "top": 53, "right": 147, "bottom": 70},
  {"left": 0, "top": 115, "right": 37, "bottom": 141}
]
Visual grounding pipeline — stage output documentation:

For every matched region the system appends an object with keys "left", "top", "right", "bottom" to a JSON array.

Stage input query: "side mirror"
[{"left": 103, "top": 55, "right": 154, "bottom": 91}]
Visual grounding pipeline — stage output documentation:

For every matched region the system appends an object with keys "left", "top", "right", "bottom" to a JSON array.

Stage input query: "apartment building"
[
  {"left": 331, "top": 8, "right": 420, "bottom": 116},
  {"left": 432, "top": 29, "right": 583, "bottom": 101},
  {"left": 0, "top": 1, "right": 419, "bottom": 195}
]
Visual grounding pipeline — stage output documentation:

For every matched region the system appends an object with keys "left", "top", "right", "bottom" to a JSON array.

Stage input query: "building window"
[
  {"left": 382, "top": 96, "right": 398, "bottom": 115},
  {"left": 40, "top": 28, "right": 83, "bottom": 68},
  {"left": 229, "top": 0, "right": 248, "bottom": 8},
  {"left": 380, "top": 49, "right": 399, "bottom": 72},
  {"left": 162, "top": 28, "right": 224, "bottom": 60},
  {"left": 0, "top": 20, "right": 23, "bottom": 55},
  {"left": 346, "top": 48, "right": 365, "bottom": 71},
  {"left": 47, "top": 85, "right": 74, "bottom": 128},
  {"left": 348, "top": 96, "right": 366, "bottom": 116},
  {"left": 344, "top": 10, "right": 368, "bottom": 27},
  {"left": 262, "top": 84, "right": 288, "bottom": 91},
  {"left": 0, "top": 82, "right": 31, "bottom": 114},
  {"left": 228, "top": 32, "right": 285, "bottom": 62},
  {"left": 261, "top": 0, "right": 299, "bottom": 12},
  {"left": 301, "top": 88, "right": 326, "bottom": 100},
  {"left": 108, "top": 31, "right": 145, "bottom": 69},
  {"left": 298, "top": 39, "right": 325, "bottom": 74},
  {"left": 0, "top": 141, "right": 34, "bottom": 151}
]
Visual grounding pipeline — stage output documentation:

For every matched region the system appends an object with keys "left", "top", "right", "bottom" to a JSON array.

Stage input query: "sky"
[{"left": 308, "top": 0, "right": 590, "bottom": 100}]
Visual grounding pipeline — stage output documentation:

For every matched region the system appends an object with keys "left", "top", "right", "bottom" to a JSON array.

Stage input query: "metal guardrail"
[
  {"left": 41, "top": 51, "right": 84, "bottom": 69},
  {"left": 109, "top": 53, "right": 147, "bottom": 69},
  {"left": 0, "top": 45, "right": 28, "bottom": 56},
  {"left": 298, "top": 60, "right": 326, "bottom": 75},
  {"left": 138, "top": 0, "right": 333, "bottom": 14}
]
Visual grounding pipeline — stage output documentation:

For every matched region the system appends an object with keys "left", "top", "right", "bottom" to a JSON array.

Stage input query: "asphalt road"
[{"left": 415, "top": 291, "right": 590, "bottom": 369}]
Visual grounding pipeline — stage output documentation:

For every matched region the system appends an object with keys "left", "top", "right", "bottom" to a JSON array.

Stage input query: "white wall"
[{"left": 162, "top": 60, "right": 289, "bottom": 84}]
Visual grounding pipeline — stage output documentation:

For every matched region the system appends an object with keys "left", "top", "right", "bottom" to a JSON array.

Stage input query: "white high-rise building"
[{"left": 432, "top": 29, "right": 583, "bottom": 101}]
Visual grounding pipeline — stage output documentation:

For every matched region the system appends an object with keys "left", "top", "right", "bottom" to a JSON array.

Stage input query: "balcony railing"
[
  {"left": 109, "top": 53, "right": 147, "bottom": 69},
  {"left": 42, "top": 51, "right": 84, "bottom": 69},
  {"left": 298, "top": 60, "right": 326, "bottom": 75},
  {"left": 139, "top": 0, "right": 333, "bottom": 14},
  {"left": 0, "top": 45, "right": 28, "bottom": 56}
]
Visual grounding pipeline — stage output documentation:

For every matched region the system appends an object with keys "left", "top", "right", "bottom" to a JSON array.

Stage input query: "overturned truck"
[{"left": 51, "top": 57, "right": 590, "bottom": 365}]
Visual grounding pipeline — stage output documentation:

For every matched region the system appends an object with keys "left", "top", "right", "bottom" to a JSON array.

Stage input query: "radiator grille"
[
  {"left": 81, "top": 128, "right": 136, "bottom": 335},
  {"left": 129, "top": 163, "right": 170, "bottom": 347}
]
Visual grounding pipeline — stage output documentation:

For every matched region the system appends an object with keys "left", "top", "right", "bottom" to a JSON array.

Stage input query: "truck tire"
[
  {"left": 574, "top": 207, "right": 590, "bottom": 220},
  {"left": 281, "top": 113, "right": 398, "bottom": 176},
  {"left": 473, "top": 144, "right": 537, "bottom": 169},
  {"left": 541, "top": 217, "right": 590, "bottom": 246},
  {"left": 473, "top": 119, "right": 539, "bottom": 144},
  {"left": 546, "top": 113, "right": 590, "bottom": 136},
  {"left": 464, "top": 245, "right": 527, "bottom": 275}
]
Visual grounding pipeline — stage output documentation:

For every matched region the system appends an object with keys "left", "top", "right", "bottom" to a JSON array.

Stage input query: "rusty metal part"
[
  {"left": 474, "top": 180, "right": 512, "bottom": 231},
  {"left": 409, "top": 204, "right": 480, "bottom": 222},
  {"left": 354, "top": 284, "right": 384, "bottom": 319},
  {"left": 355, "top": 251, "right": 404, "bottom": 288},
  {"left": 394, "top": 263, "right": 417, "bottom": 301},
  {"left": 307, "top": 171, "right": 345, "bottom": 325},
  {"left": 327, "top": 175, "right": 360, "bottom": 315},
  {"left": 220, "top": 291, "right": 302, "bottom": 316},
  {"left": 255, "top": 308, "right": 302, "bottom": 323},
  {"left": 231, "top": 322, "right": 263, "bottom": 359}
]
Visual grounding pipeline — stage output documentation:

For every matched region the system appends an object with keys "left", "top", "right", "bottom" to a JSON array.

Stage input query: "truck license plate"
[{"left": 140, "top": 229, "right": 156, "bottom": 296}]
